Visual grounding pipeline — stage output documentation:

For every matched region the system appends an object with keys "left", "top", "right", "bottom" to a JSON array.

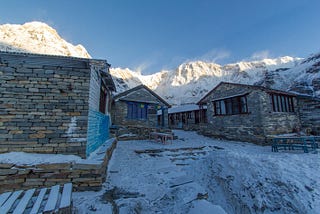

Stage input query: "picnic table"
[
  {"left": 271, "top": 136, "right": 319, "bottom": 153},
  {"left": 149, "top": 132, "right": 174, "bottom": 144},
  {"left": 0, "top": 183, "right": 72, "bottom": 214}
]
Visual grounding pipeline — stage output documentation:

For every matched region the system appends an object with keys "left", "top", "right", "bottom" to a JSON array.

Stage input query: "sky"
[{"left": 1, "top": 0, "right": 320, "bottom": 74}]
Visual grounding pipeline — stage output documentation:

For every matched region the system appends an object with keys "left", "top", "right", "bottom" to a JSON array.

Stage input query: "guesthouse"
[
  {"left": 0, "top": 51, "right": 115, "bottom": 158},
  {"left": 167, "top": 104, "right": 207, "bottom": 130},
  {"left": 197, "top": 82, "right": 301, "bottom": 144},
  {"left": 111, "top": 85, "right": 170, "bottom": 128}
]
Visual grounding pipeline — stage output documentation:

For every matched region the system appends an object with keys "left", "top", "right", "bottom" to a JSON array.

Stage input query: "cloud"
[
  {"left": 182, "top": 49, "right": 231, "bottom": 65},
  {"left": 134, "top": 61, "right": 154, "bottom": 75},
  {"left": 199, "top": 49, "right": 231, "bottom": 63},
  {"left": 250, "top": 50, "right": 272, "bottom": 60}
]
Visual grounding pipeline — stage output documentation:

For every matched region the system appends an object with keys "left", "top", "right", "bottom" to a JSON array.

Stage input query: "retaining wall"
[{"left": 0, "top": 138, "right": 117, "bottom": 194}]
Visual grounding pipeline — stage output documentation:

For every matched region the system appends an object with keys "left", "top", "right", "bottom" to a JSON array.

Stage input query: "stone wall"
[
  {"left": 112, "top": 101, "right": 155, "bottom": 127},
  {"left": 298, "top": 96, "right": 320, "bottom": 135},
  {"left": 0, "top": 138, "right": 117, "bottom": 194},
  {"left": 112, "top": 86, "right": 169, "bottom": 128},
  {"left": 0, "top": 56, "right": 91, "bottom": 157},
  {"left": 260, "top": 92, "right": 300, "bottom": 136},
  {"left": 0, "top": 53, "right": 114, "bottom": 158},
  {"left": 199, "top": 83, "right": 300, "bottom": 144}
]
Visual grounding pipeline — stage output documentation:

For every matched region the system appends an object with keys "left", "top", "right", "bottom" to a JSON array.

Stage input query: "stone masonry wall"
[
  {"left": 260, "top": 92, "right": 300, "bottom": 136},
  {"left": 0, "top": 138, "right": 117, "bottom": 194},
  {"left": 112, "top": 101, "right": 163, "bottom": 128},
  {"left": 199, "top": 84, "right": 300, "bottom": 144},
  {"left": 298, "top": 97, "right": 320, "bottom": 135},
  {"left": 0, "top": 57, "right": 91, "bottom": 158},
  {"left": 200, "top": 84, "right": 265, "bottom": 144},
  {"left": 112, "top": 87, "right": 169, "bottom": 128}
]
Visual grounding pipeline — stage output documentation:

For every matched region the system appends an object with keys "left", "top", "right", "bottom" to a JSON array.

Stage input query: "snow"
[
  {"left": 111, "top": 56, "right": 303, "bottom": 105},
  {"left": 0, "top": 152, "right": 84, "bottom": 165},
  {"left": 168, "top": 104, "right": 203, "bottom": 114},
  {"left": 72, "top": 130, "right": 320, "bottom": 213},
  {"left": 0, "top": 22, "right": 90, "bottom": 58},
  {"left": 2, "top": 22, "right": 319, "bottom": 106},
  {"left": 0, "top": 138, "right": 116, "bottom": 165}
]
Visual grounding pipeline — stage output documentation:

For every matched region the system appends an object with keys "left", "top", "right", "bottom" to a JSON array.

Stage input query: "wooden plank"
[
  {"left": 30, "top": 188, "right": 47, "bottom": 214},
  {"left": 0, "top": 192, "right": 12, "bottom": 207},
  {"left": 59, "top": 183, "right": 72, "bottom": 209},
  {"left": 0, "top": 190, "right": 23, "bottom": 213},
  {"left": 13, "top": 188, "right": 35, "bottom": 214},
  {"left": 43, "top": 185, "right": 60, "bottom": 213}
]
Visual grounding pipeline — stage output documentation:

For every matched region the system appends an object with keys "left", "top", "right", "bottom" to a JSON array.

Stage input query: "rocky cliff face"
[{"left": 1, "top": 21, "right": 319, "bottom": 105}]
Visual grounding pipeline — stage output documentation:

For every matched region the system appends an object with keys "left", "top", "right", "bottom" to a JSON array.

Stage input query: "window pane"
[
  {"left": 232, "top": 97, "right": 240, "bottom": 114},
  {"left": 277, "top": 95, "right": 282, "bottom": 112},
  {"left": 127, "top": 103, "right": 133, "bottom": 119},
  {"left": 281, "top": 96, "right": 287, "bottom": 112},
  {"left": 220, "top": 101, "right": 226, "bottom": 114},
  {"left": 270, "top": 94, "right": 295, "bottom": 112},
  {"left": 214, "top": 101, "right": 220, "bottom": 115},
  {"left": 289, "top": 97, "right": 294, "bottom": 112},
  {"left": 285, "top": 97, "right": 290, "bottom": 112},
  {"left": 272, "top": 95, "right": 278, "bottom": 112},
  {"left": 226, "top": 99, "right": 232, "bottom": 115}
]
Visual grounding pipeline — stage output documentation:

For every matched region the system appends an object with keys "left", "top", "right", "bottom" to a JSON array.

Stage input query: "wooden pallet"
[{"left": 0, "top": 183, "right": 72, "bottom": 214}]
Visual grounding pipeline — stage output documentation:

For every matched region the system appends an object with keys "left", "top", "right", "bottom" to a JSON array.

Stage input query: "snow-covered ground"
[{"left": 73, "top": 130, "right": 320, "bottom": 214}]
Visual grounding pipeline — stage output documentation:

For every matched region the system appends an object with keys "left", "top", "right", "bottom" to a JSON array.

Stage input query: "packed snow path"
[{"left": 73, "top": 130, "right": 320, "bottom": 214}]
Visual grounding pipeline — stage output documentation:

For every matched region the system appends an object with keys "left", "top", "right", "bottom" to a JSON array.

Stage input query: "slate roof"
[
  {"left": 197, "top": 81, "right": 297, "bottom": 104},
  {"left": 113, "top": 84, "right": 171, "bottom": 107},
  {"left": 0, "top": 51, "right": 116, "bottom": 91}
]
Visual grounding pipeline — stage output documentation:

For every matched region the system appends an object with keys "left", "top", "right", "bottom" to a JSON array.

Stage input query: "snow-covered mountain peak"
[
  {"left": 0, "top": 21, "right": 318, "bottom": 105},
  {"left": 0, "top": 21, "right": 90, "bottom": 58}
]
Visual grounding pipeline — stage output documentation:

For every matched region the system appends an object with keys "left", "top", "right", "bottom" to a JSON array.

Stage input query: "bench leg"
[{"left": 272, "top": 145, "right": 278, "bottom": 152}]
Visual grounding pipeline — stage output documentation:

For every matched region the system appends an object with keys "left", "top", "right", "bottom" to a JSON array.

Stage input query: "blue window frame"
[{"left": 127, "top": 102, "right": 148, "bottom": 120}]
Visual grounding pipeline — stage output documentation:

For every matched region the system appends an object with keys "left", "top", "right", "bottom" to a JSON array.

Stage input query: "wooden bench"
[
  {"left": 0, "top": 183, "right": 72, "bottom": 214},
  {"left": 272, "top": 136, "right": 319, "bottom": 153},
  {"left": 149, "top": 132, "right": 174, "bottom": 144}
]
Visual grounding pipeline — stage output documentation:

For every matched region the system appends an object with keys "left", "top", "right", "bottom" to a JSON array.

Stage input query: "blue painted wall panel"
[{"left": 86, "top": 109, "right": 110, "bottom": 157}]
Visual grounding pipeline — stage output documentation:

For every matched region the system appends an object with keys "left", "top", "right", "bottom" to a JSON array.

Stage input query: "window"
[
  {"left": 270, "top": 94, "right": 294, "bottom": 112},
  {"left": 99, "top": 86, "right": 107, "bottom": 114},
  {"left": 127, "top": 102, "right": 148, "bottom": 120},
  {"left": 213, "top": 95, "right": 248, "bottom": 115}
]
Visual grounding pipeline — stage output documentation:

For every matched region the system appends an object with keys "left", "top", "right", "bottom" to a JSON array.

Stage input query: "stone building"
[
  {"left": 297, "top": 95, "right": 320, "bottom": 135},
  {"left": 167, "top": 104, "right": 207, "bottom": 130},
  {"left": 0, "top": 51, "right": 115, "bottom": 158},
  {"left": 111, "top": 85, "right": 170, "bottom": 128},
  {"left": 197, "top": 82, "right": 301, "bottom": 144}
]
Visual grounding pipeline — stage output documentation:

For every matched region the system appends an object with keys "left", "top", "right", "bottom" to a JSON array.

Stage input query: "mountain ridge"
[{"left": 1, "top": 21, "right": 319, "bottom": 105}]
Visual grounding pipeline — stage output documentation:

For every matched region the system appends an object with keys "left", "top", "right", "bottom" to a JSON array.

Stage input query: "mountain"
[
  {"left": 275, "top": 53, "right": 320, "bottom": 97},
  {"left": 0, "top": 21, "right": 90, "bottom": 58},
  {"left": 111, "top": 57, "right": 307, "bottom": 104},
  {"left": 1, "top": 21, "right": 319, "bottom": 105}
]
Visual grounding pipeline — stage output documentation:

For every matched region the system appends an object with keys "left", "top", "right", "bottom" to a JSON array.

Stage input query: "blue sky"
[{"left": 1, "top": 0, "right": 320, "bottom": 74}]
